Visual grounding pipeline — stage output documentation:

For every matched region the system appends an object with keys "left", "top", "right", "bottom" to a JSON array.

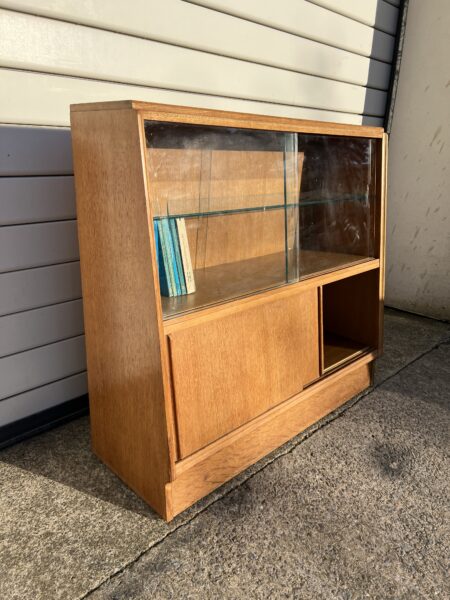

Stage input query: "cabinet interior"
[
  {"left": 145, "top": 122, "right": 377, "bottom": 319},
  {"left": 321, "top": 270, "right": 380, "bottom": 373}
]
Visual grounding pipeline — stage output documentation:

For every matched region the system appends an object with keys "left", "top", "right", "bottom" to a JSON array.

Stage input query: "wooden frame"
[{"left": 71, "top": 100, "right": 386, "bottom": 521}]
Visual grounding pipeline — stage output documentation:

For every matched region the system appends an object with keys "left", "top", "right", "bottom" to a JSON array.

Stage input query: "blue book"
[
  {"left": 154, "top": 221, "right": 170, "bottom": 297},
  {"left": 157, "top": 220, "right": 175, "bottom": 297},
  {"left": 170, "top": 219, "right": 187, "bottom": 295},
  {"left": 161, "top": 218, "right": 181, "bottom": 296}
]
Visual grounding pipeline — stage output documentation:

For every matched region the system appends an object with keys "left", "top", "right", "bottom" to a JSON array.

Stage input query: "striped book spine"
[
  {"left": 169, "top": 218, "right": 187, "bottom": 295},
  {"left": 157, "top": 219, "right": 175, "bottom": 297},
  {"left": 176, "top": 218, "right": 196, "bottom": 294},
  {"left": 154, "top": 221, "right": 170, "bottom": 296},
  {"left": 161, "top": 218, "right": 181, "bottom": 296}
]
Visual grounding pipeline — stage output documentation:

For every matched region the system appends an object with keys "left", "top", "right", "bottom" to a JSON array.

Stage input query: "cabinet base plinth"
[{"left": 163, "top": 356, "right": 373, "bottom": 521}]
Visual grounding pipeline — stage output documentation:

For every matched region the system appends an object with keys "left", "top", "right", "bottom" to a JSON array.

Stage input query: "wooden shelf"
[
  {"left": 162, "top": 249, "right": 371, "bottom": 318},
  {"left": 323, "top": 332, "right": 371, "bottom": 372}
]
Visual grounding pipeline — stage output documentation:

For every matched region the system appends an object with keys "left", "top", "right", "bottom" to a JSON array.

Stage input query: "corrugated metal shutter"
[{"left": 0, "top": 0, "right": 400, "bottom": 427}]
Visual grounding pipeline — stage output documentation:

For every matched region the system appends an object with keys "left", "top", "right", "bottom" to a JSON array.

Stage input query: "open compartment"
[{"left": 321, "top": 270, "right": 380, "bottom": 373}]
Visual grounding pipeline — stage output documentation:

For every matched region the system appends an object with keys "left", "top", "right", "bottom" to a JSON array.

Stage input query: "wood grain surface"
[
  {"left": 71, "top": 107, "right": 174, "bottom": 517},
  {"left": 168, "top": 288, "right": 319, "bottom": 457},
  {"left": 170, "top": 358, "right": 372, "bottom": 517},
  {"left": 72, "top": 100, "right": 384, "bottom": 138}
]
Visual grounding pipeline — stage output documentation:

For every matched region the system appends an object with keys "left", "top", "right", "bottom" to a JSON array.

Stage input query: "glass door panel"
[
  {"left": 298, "top": 134, "right": 377, "bottom": 277},
  {"left": 145, "top": 122, "right": 300, "bottom": 318},
  {"left": 145, "top": 122, "right": 377, "bottom": 319}
]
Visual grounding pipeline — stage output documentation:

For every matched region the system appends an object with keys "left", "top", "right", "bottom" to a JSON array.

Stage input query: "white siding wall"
[
  {"left": 386, "top": 0, "right": 449, "bottom": 320},
  {"left": 0, "top": 0, "right": 399, "bottom": 425}
]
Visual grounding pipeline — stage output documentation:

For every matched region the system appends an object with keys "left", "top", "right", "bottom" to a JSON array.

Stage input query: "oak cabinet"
[{"left": 71, "top": 101, "right": 387, "bottom": 520}]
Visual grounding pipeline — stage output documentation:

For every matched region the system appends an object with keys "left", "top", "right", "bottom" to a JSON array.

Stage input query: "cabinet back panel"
[
  {"left": 322, "top": 269, "right": 380, "bottom": 348},
  {"left": 168, "top": 288, "right": 319, "bottom": 458},
  {"left": 146, "top": 146, "right": 303, "bottom": 268},
  {"left": 185, "top": 210, "right": 286, "bottom": 268},
  {"left": 147, "top": 149, "right": 287, "bottom": 215}
]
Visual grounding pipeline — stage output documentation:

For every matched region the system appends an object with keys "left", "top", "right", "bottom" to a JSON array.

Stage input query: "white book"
[{"left": 175, "top": 218, "right": 196, "bottom": 294}]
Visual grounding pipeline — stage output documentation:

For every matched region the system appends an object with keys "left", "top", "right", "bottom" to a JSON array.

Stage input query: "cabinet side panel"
[{"left": 71, "top": 108, "right": 171, "bottom": 517}]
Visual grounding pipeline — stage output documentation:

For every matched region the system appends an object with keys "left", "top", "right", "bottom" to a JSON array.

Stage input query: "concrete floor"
[{"left": 0, "top": 308, "right": 449, "bottom": 600}]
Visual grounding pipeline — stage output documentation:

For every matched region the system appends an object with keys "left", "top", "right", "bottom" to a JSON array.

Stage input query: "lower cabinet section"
[
  {"left": 168, "top": 359, "right": 373, "bottom": 518},
  {"left": 167, "top": 288, "right": 320, "bottom": 458}
]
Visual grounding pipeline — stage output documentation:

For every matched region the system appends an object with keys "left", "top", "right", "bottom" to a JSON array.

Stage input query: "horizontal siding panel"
[
  {"left": 0, "top": 10, "right": 386, "bottom": 116},
  {"left": 0, "top": 372, "right": 87, "bottom": 426},
  {"left": 0, "top": 300, "right": 84, "bottom": 358},
  {"left": 0, "top": 335, "right": 86, "bottom": 400},
  {"left": 0, "top": 176, "right": 75, "bottom": 225},
  {"left": 0, "top": 262, "right": 81, "bottom": 316},
  {"left": 188, "top": 0, "right": 396, "bottom": 62},
  {"left": 308, "top": 0, "right": 399, "bottom": 35},
  {"left": 0, "top": 125, "right": 72, "bottom": 175},
  {"left": 0, "top": 70, "right": 384, "bottom": 130},
  {"left": 0, "top": 0, "right": 390, "bottom": 89},
  {"left": 0, "top": 1, "right": 395, "bottom": 426},
  {"left": 0, "top": 221, "right": 79, "bottom": 273}
]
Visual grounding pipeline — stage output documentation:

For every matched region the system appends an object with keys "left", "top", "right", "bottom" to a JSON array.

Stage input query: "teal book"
[
  {"left": 154, "top": 221, "right": 170, "bottom": 297},
  {"left": 169, "top": 218, "right": 187, "bottom": 295},
  {"left": 161, "top": 218, "right": 181, "bottom": 296},
  {"left": 157, "top": 220, "right": 175, "bottom": 297}
]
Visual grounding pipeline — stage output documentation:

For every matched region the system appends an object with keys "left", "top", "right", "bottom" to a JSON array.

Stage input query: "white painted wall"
[
  {"left": 0, "top": 0, "right": 399, "bottom": 426},
  {"left": 386, "top": 0, "right": 450, "bottom": 320}
]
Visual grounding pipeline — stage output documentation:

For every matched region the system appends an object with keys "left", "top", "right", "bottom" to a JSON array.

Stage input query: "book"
[
  {"left": 157, "top": 219, "right": 175, "bottom": 297},
  {"left": 161, "top": 218, "right": 181, "bottom": 296},
  {"left": 154, "top": 217, "right": 195, "bottom": 297},
  {"left": 169, "top": 218, "right": 187, "bottom": 295},
  {"left": 154, "top": 221, "right": 170, "bottom": 297},
  {"left": 176, "top": 218, "right": 196, "bottom": 294}
]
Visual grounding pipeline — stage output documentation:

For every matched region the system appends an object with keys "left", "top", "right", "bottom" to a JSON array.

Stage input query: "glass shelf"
[
  {"left": 153, "top": 203, "right": 295, "bottom": 221},
  {"left": 145, "top": 121, "right": 377, "bottom": 319},
  {"left": 152, "top": 194, "right": 370, "bottom": 221}
]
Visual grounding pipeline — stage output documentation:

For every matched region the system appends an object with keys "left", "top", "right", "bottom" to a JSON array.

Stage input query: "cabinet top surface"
[{"left": 70, "top": 100, "right": 384, "bottom": 138}]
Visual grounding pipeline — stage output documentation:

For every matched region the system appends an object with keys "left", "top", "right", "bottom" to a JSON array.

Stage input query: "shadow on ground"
[
  {"left": 0, "top": 416, "right": 155, "bottom": 518},
  {"left": 0, "top": 308, "right": 449, "bottom": 599}
]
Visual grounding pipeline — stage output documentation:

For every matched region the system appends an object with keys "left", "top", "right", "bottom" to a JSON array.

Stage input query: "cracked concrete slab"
[
  {"left": 88, "top": 340, "right": 450, "bottom": 600},
  {"left": 374, "top": 307, "right": 450, "bottom": 384},
  {"left": 0, "top": 309, "right": 448, "bottom": 600}
]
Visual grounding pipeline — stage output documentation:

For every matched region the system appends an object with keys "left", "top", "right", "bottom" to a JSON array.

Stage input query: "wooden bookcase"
[{"left": 70, "top": 101, "right": 387, "bottom": 521}]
